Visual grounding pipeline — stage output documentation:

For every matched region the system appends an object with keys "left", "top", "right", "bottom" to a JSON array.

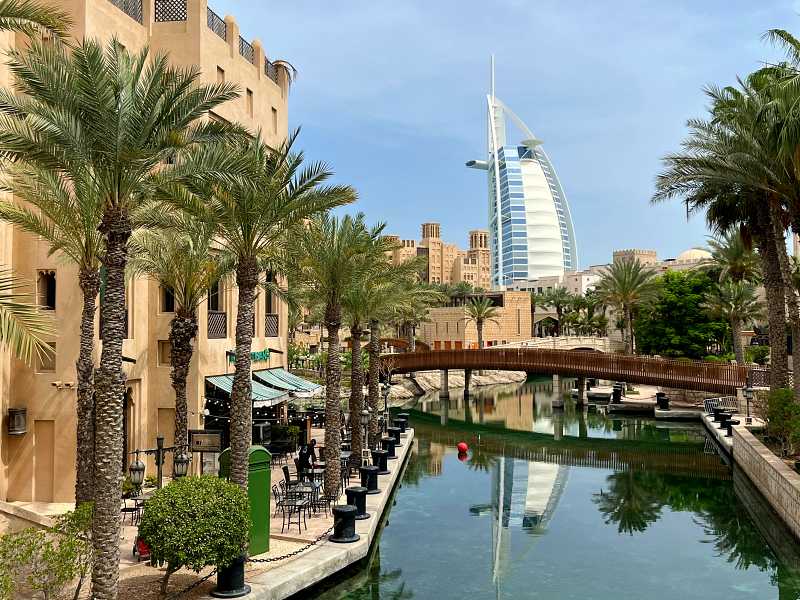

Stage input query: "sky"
[{"left": 214, "top": 0, "right": 797, "bottom": 267}]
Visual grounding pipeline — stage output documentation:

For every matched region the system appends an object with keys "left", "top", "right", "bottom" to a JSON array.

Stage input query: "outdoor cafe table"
[
  {"left": 340, "top": 450, "right": 352, "bottom": 461},
  {"left": 296, "top": 481, "right": 322, "bottom": 511}
]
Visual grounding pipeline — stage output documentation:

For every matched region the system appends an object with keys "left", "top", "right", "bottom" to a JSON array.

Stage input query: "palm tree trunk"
[
  {"left": 477, "top": 320, "right": 484, "bottom": 349},
  {"left": 626, "top": 307, "right": 634, "bottom": 355},
  {"left": 92, "top": 208, "right": 131, "bottom": 600},
  {"left": 758, "top": 228, "right": 790, "bottom": 388},
  {"left": 230, "top": 261, "right": 258, "bottom": 489},
  {"left": 731, "top": 317, "right": 744, "bottom": 364},
  {"left": 768, "top": 196, "right": 800, "bottom": 397},
  {"left": 75, "top": 268, "right": 99, "bottom": 506},
  {"left": 367, "top": 319, "right": 381, "bottom": 447},
  {"left": 408, "top": 325, "right": 416, "bottom": 352},
  {"left": 556, "top": 308, "right": 562, "bottom": 336},
  {"left": 169, "top": 310, "right": 198, "bottom": 451},
  {"left": 323, "top": 303, "right": 343, "bottom": 497},
  {"left": 349, "top": 324, "right": 364, "bottom": 458},
  {"left": 531, "top": 303, "right": 536, "bottom": 337}
]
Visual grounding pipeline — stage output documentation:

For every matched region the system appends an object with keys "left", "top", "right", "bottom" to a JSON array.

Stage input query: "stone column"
[
  {"left": 224, "top": 15, "right": 239, "bottom": 59},
  {"left": 440, "top": 369, "right": 449, "bottom": 398},
  {"left": 553, "top": 410, "right": 563, "bottom": 441}
]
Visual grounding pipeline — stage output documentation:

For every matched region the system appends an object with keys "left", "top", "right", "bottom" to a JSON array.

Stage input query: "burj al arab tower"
[{"left": 467, "top": 58, "right": 578, "bottom": 289}]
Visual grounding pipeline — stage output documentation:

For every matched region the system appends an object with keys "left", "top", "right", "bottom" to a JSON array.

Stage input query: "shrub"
[
  {"left": 138, "top": 476, "right": 250, "bottom": 595},
  {"left": 745, "top": 345, "right": 770, "bottom": 366},
  {"left": 143, "top": 474, "right": 158, "bottom": 488},
  {"left": 0, "top": 503, "right": 92, "bottom": 600},
  {"left": 766, "top": 388, "right": 800, "bottom": 456}
]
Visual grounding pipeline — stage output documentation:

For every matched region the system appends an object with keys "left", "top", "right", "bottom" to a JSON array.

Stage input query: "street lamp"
[
  {"left": 744, "top": 384, "right": 753, "bottom": 425},
  {"left": 129, "top": 451, "right": 145, "bottom": 491},
  {"left": 173, "top": 449, "right": 190, "bottom": 479},
  {"left": 361, "top": 408, "right": 371, "bottom": 466}
]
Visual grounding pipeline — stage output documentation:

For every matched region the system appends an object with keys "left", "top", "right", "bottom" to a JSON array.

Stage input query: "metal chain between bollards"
[
  {"left": 159, "top": 525, "right": 333, "bottom": 599},
  {"left": 164, "top": 567, "right": 218, "bottom": 600},
  {"left": 248, "top": 524, "right": 334, "bottom": 563}
]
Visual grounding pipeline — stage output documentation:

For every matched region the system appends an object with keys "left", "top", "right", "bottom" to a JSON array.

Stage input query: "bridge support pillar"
[
  {"left": 440, "top": 370, "right": 450, "bottom": 398},
  {"left": 464, "top": 369, "right": 472, "bottom": 395},
  {"left": 575, "top": 377, "right": 586, "bottom": 406},
  {"left": 552, "top": 375, "right": 564, "bottom": 409}
]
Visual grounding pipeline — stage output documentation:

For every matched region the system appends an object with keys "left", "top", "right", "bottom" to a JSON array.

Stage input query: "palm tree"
[
  {"left": 464, "top": 296, "right": 500, "bottom": 349},
  {"left": 530, "top": 291, "right": 539, "bottom": 337},
  {"left": 450, "top": 281, "right": 473, "bottom": 306},
  {"left": 704, "top": 231, "right": 760, "bottom": 284},
  {"left": 0, "top": 268, "right": 54, "bottom": 364},
  {"left": 702, "top": 281, "right": 765, "bottom": 363},
  {"left": 128, "top": 215, "right": 226, "bottom": 452},
  {"left": 0, "top": 38, "right": 240, "bottom": 599},
  {"left": 0, "top": 160, "right": 103, "bottom": 504},
  {"left": 0, "top": 0, "right": 70, "bottom": 36},
  {"left": 539, "top": 287, "right": 572, "bottom": 336},
  {"left": 293, "top": 214, "right": 385, "bottom": 496},
  {"left": 596, "top": 259, "right": 658, "bottom": 354},
  {"left": 170, "top": 132, "right": 355, "bottom": 491}
]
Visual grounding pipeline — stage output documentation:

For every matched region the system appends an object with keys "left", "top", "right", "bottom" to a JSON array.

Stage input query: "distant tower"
[
  {"left": 421, "top": 222, "right": 441, "bottom": 240},
  {"left": 467, "top": 56, "right": 578, "bottom": 288}
]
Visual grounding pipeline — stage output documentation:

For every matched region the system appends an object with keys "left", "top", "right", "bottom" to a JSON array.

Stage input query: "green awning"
[
  {"left": 253, "top": 368, "right": 321, "bottom": 395},
  {"left": 206, "top": 374, "right": 289, "bottom": 408}
]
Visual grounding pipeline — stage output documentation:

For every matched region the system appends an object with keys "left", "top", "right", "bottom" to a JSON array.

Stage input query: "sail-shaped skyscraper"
[{"left": 467, "top": 58, "right": 578, "bottom": 289}]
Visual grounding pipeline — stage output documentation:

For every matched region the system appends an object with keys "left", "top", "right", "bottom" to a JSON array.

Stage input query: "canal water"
[{"left": 314, "top": 377, "right": 800, "bottom": 600}]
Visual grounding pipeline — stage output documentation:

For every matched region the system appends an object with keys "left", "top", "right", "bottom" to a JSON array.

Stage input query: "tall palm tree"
[
  {"left": 0, "top": 160, "right": 103, "bottom": 504},
  {"left": 0, "top": 38, "right": 240, "bottom": 599},
  {"left": 703, "top": 281, "right": 765, "bottom": 363},
  {"left": 704, "top": 231, "right": 760, "bottom": 284},
  {"left": 292, "top": 213, "right": 383, "bottom": 496},
  {"left": 464, "top": 296, "right": 500, "bottom": 349},
  {"left": 539, "top": 287, "right": 572, "bottom": 336},
  {"left": 128, "top": 215, "right": 226, "bottom": 452},
  {"left": 530, "top": 291, "right": 539, "bottom": 337},
  {"left": 170, "top": 132, "right": 355, "bottom": 491},
  {"left": 0, "top": 0, "right": 70, "bottom": 36},
  {"left": 596, "top": 259, "right": 658, "bottom": 354}
]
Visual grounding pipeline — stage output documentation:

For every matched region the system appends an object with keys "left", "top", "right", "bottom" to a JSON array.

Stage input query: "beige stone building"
[
  {"left": 418, "top": 291, "right": 532, "bottom": 350},
  {"left": 0, "top": 0, "right": 291, "bottom": 503},
  {"left": 389, "top": 223, "right": 491, "bottom": 289}
]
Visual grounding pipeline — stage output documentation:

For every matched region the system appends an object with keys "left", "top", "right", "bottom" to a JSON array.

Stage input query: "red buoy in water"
[{"left": 457, "top": 442, "right": 468, "bottom": 453}]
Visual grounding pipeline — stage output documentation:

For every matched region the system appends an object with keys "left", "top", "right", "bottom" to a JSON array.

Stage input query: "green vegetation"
[
  {"left": 0, "top": 503, "right": 92, "bottom": 600},
  {"left": 765, "top": 388, "right": 800, "bottom": 457},
  {"left": 635, "top": 270, "right": 729, "bottom": 360},
  {"left": 138, "top": 476, "right": 249, "bottom": 596},
  {"left": 745, "top": 345, "right": 770, "bottom": 365},
  {"left": 463, "top": 296, "right": 500, "bottom": 349},
  {"left": 596, "top": 258, "right": 659, "bottom": 354}
]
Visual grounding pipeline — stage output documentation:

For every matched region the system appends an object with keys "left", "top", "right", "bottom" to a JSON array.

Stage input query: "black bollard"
[
  {"left": 611, "top": 386, "right": 622, "bottom": 404},
  {"left": 330, "top": 505, "right": 360, "bottom": 543},
  {"left": 388, "top": 426, "right": 402, "bottom": 447},
  {"left": 656, "top": 392, "right": 670, "bottom": 411},
  {"left": 381, "top": 436, "right": 397, "bottom": 460},
  {"left": 718, "top": 412, "right": 733, "bottom": 430},
  {"left": 712, "top": 407, "right": 724, "bottom": 422},
  {"left": 360, "top": 465, "right": 380, "bottom": 494},
  {"left": 211, "top": 554, "right": 251, "bottom": 598},
  {"left": 345, "top": 486, "right": 370, "bottom": 520},
  {"left": 726, "top": 419, "right": 740, "bottom": 437},
  {"left": 397, "top": 412, "right": 410, "bottom": 426},
  {"left": 393, "top": 418, "right": 407, "bottom": 434},
  {"left": 371, "top": 448, "right": 390, "bottom": 475}
]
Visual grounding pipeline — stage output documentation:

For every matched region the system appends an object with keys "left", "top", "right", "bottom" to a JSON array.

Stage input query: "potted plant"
[{"left": 138, "top": 476, "right": 250, "bottom": 597}]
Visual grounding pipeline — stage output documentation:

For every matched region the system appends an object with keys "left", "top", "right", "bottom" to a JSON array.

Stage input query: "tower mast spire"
[{"left": 490, "top": 54, "right": 495, "bottom": 103}]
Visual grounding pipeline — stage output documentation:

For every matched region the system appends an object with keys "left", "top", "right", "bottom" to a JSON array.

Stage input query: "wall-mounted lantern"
[{"left": 7, "top": 408, "right": 26, "bottom": 435}]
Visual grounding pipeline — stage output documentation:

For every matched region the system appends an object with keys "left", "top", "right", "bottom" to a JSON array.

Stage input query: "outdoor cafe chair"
[
  {"left": 278, "top": 488, "right": 309, "bottom": 534},
  {"left": 282, "top": 465, "right": 300, "bottom": 488}
]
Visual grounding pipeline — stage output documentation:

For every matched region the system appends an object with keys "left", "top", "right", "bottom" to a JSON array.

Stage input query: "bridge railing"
[{"left": 381, "top": 348, "right": 751, "bottom": 394}]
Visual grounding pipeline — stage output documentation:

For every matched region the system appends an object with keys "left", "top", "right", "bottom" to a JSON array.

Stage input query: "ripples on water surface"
[{"left": 314, "top": 377, "right": 800, "bottom": 600}]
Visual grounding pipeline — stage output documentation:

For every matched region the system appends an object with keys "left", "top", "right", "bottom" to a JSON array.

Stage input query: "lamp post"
[
  {"left": 745, "top": 384, "right": 753, "bottom": 426},
  {"left": 130, "top": 438, "right": 191, "bottom": 489},
  {"left": 361, "top": 408, "right": 371, "bottom": 467},
  {"left": 382, "top": 381, "right": 391, "bottom": 437}
]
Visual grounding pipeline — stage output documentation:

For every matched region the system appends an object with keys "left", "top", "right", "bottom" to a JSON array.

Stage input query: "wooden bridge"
[{"left": 380, "top": 348, "right": 755, "bottom": 394}]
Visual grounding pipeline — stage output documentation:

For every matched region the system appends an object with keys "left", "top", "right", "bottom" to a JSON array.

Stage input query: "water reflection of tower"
[{"left": 469, "top": 456, "right": 569, "bottom": 589}]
